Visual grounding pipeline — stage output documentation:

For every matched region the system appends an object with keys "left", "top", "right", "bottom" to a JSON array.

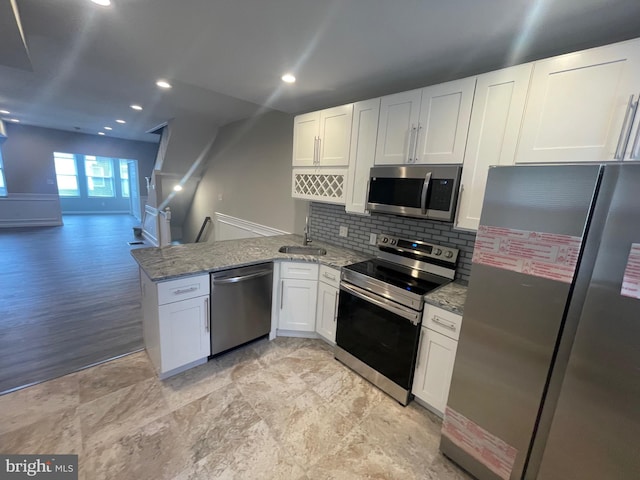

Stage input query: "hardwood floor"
[{"left": 0, "top": 215, "right": 146, "bottom": 394}]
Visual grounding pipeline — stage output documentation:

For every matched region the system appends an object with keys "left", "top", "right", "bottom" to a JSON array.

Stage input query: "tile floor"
[{"left": 0, "top": 337, "right": 472, "bottom": 480}]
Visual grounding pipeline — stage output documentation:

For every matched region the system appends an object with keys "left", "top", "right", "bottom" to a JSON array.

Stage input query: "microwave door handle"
[{"left": 420, "top": 172, "right": 432, "bottom": 215}]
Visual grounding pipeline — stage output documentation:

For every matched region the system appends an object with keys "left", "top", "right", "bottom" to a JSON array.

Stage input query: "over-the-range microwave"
[{"left": 367, "top": 165, "right": 462, "bottom": 222}]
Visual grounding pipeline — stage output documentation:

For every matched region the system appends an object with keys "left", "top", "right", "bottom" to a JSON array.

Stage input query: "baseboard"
[
  {"left": 0, "top": 194, "right": 62, "bottom": 227},
  {"left": 275, "top": 330, "right": 319, "bottom": 339},
  {"left": 62, "top": 211, "right": 131, "bottom": 215}
]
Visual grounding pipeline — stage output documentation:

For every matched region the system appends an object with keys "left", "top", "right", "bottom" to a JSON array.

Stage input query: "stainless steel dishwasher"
[{"left": 210, "top": 263, "right": 273, "bottom": 355}]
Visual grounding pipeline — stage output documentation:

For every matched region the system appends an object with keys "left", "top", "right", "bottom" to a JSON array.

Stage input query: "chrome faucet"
[{"left": 303, "top": 213, "right": 311, "bottom": 246}]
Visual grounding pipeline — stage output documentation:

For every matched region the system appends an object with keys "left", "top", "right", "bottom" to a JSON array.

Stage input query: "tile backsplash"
[{"left": 309, "top": 203, "right": 476, "bottom": 282}]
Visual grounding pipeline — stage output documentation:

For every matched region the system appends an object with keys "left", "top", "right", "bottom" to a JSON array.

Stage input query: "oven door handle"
[
  {"left": 420, "top": 171, "right": 432, "bottom": 215},
  {"left": 340, "top": 283, "right": 421, "bottom": 325}
]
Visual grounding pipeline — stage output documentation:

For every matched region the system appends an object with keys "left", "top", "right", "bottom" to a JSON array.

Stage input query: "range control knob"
[
  {"left": 381, "top": 237, "right": 388, "bottom": 243},
  {"left": 444, "top": 251, "right": 454, "bottom": 259},
  {"left": 434, "top": 248, "right": 443, "bottom": 256},
  {"left": 390, "top": 239, "right": 396, "bottom": 245}
]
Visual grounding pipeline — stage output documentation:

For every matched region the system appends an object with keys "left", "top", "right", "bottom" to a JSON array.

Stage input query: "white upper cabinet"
[
  {"left": 292, "top": 112, "right": 319, "bottom": 166},
  {"left": 375, "top": 79, "right": 476, "bottom": 166},
  {"left": 456, "top": 64, "right": 533, "bottom": 231},
  {"left": 516, "top": 38, "right": 640, "bottom": 163},
  {"left": 345, "top": 98, "right": 380, "bottom": 215},
  {"left": 374, "top": 89, "right": 422, "bottom": 165},
  {"left": 292, "top": 104, "right": 353, "bottom": 167},
  {"left": 414, "top": 77, "right": 477, "bottom": 165}
]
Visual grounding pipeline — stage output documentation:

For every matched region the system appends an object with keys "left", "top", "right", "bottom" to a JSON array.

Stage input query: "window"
[
  {"left": 119, "top": 159, "right": 130, "bottom": 198},
  {"left": 53, "top": 152, "right": 136, "bottom": 205},
  {"left": 54, "top": 152, "right": 80, "bottom": 197},
  {"left": 85, "top": 156, "right": 115, "bottom": 197},
  {"left": 0, "top": 149, "right": 6, "bottom": 196}
]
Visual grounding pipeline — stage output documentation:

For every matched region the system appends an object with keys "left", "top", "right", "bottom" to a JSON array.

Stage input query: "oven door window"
[{"left": 336, "top": 290, "right": 420, "bottom": 390}]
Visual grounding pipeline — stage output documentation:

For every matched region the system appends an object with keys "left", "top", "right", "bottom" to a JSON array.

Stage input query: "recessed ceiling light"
[
  {"left": 98, "top": 132, "right": 105, "bottom": 135},
  {"left": 130, "top": 104, "right": 143, "bottom": 111},
  {"left": 104, "top": 126, "right": 113, "bottom": 130},
  {"left": 9, "top": 118, "right": 19, "bottom": 123},
  {"left": 90, "top": 0, "right": 111, "bottom": 6},
  {"left": 173, "top": 185, "right": 183, "bottom": 192},
  {"left": 281, "top": 73, "right": 296, "bottom": 83},
  {"left": 116, "top": 119, "right": 126, "bottom": 124},
  {"left": 156, "top": 80, "right": 172, "bottom": 89},
  {"left": 0, "top": 109, "right": 10, "bottom": 115}
]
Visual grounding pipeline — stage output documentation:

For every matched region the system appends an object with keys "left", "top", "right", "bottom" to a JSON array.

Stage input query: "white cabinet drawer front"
[
  {"left": 423, "top": 304, "right": 463, "bottom": 340},
  {"left": 157, "top": 274, "right": 210, "bottom": 305},
  {"left": 319, "top": 265, "right": 341, "bottom": 288},
  {"left": 280, "top": 262, "right": 319, "bottom": 280}
]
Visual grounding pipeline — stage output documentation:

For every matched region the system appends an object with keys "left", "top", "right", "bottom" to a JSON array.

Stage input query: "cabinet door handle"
[
  {"left": 174, "top": 286, "right": 197, "bottom": 295},
  {"left": 204, "top": 297, "right": 210, "bottom": 332},
  {"left": 323, "top": 272, "right": 337, "bottom": 281},
  {"left": 407, "top": 124, "right": 417, "bottom": 163},
  {"left": 614, "top": 94, "right": 637, "bottom": 159},
  {"left": 313, "top": 136, "right": 320, "bottom": 165},
  {"left": 414, "top": 123, "right": 423, "bottom": 162},
  {"left": 333, "top": 290, "right": 339, "bottom": 321},
  {"left": 415, "top": 329, "right": 425, "bottom": 368},
  {"left": 630, "top": 93, "right": 640, "bottom": 159},
  {"left": 433, "top": 315, "right": 457, "bottom": 331},
  {"left": 317, "top": 137, "right": 322, "bottom": 164},
  {"left": 280, "top": 280, "right": 284, "bottom": 309}
]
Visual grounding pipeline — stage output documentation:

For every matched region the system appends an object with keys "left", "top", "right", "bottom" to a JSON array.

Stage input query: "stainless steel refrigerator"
[{"left": 440, "top": 163, "right": 640, "bottom": 480}]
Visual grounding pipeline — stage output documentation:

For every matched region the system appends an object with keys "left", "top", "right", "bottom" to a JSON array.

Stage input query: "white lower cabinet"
[
  {"left": 274, "top": 262, "right": 319, "bottom": 334},
  {"left": 158, "top": 296, "right": 210, "bottom": 372},
  {"left": 315, "top": 266, "right": 341, "bottom": 343},
  {"left": 412, "top": 305, "right": 463, "bottom": 416},
  {"left": 140, "top": 270, "right": 211, "bottom": 378}
]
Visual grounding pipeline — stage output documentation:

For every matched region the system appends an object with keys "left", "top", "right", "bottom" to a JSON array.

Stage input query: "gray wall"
[
  {"left": 309, "top": 203, "right": 476, "bottom": 282},
  {"left": 1, "top": 124, "right": 158, "bottom": 197},
  {"left": 183, "top": 111, "right": 308, "bottom": 243}
]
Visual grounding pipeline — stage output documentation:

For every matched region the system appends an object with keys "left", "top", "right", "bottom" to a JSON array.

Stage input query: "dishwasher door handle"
[{"left": 212, "top": 269, "right": 272, "bottom": 285}]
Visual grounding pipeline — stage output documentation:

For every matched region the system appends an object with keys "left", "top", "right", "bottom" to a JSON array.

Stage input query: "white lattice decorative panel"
[{"left": 291, "top": 168, "right": 347, "bottom": 204}]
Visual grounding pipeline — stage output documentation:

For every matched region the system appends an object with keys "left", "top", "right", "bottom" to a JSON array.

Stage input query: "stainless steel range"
[{"left": 335, "top": 234, "right": 458, "bottom": 405}]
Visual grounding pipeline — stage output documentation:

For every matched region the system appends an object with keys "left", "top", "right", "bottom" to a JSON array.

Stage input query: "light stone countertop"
[
  {"left": 132, "top": 234, "right": 469, "bottom": 316},
  {"left": 131, "top": 234, "right": 371, "bottom": 282},
  {"left": 423, "top": 281, "right": 468, "bottom": 316}
]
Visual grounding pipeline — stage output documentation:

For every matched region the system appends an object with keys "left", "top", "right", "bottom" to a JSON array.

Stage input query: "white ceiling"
[{"left": 1, "top": 0, "right": 640, "bottom": 142}]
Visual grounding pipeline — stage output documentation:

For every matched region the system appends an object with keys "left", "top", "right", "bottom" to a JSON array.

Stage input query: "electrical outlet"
[
  {"left": 369, "top": 233, "right": 377, "bottom": 245},
  {"left": 339, "top": 226, "right": 348, "bottom": 237}
]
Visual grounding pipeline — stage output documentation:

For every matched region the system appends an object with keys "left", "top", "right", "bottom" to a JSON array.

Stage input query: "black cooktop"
[{"left": 343, "top": 259, "right": 449, "bottom": 296}]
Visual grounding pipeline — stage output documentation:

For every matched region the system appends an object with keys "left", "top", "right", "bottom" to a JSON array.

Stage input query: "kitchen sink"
[{"left": 278, "top": 245, "right": 327, "bottom": 256}]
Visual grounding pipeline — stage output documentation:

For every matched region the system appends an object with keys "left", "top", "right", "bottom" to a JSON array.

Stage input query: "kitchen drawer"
[
  {"left": 423, "top": 304, "right": 463, "bottom": 341},
  {"left": 280, "top": 262, "right": 319, "bottom": 280},
  {"left": 157, "top": 274, "right": 210, "bottom": 305},
  {"left": 319, "top": 265, "right": 341, "bottom": 288}
]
